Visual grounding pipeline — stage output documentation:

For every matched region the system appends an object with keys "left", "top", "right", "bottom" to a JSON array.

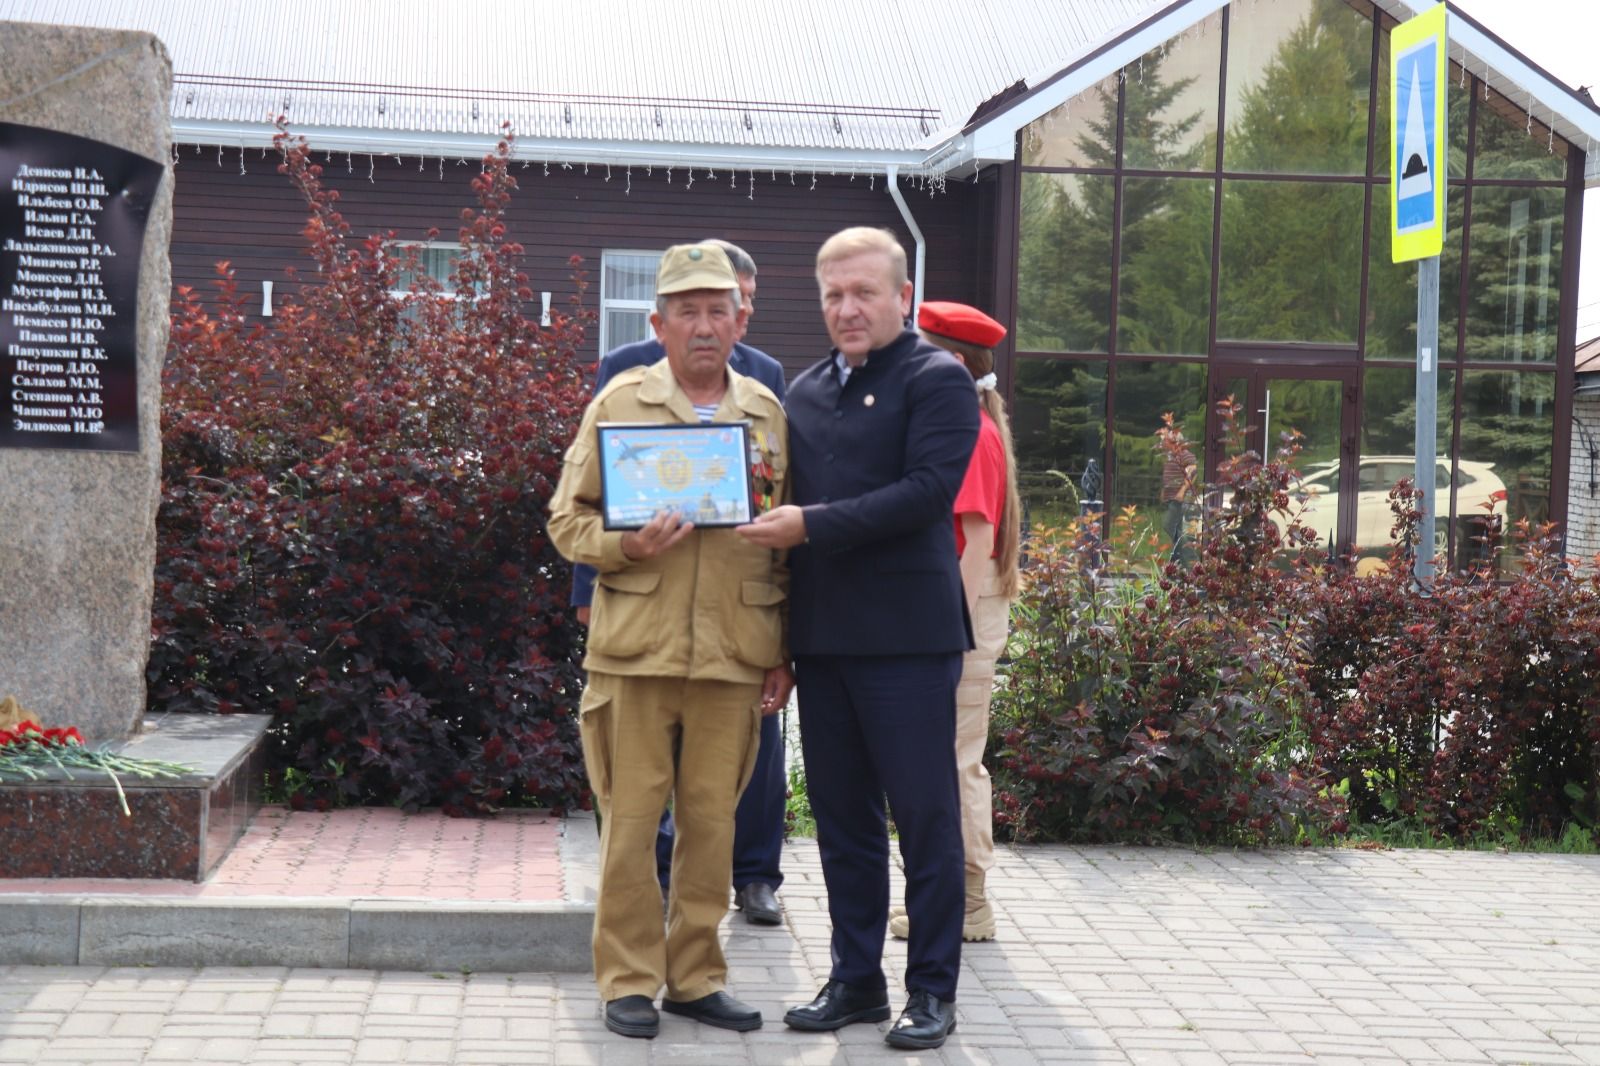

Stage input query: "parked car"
[{"left": 1284, "top": 456, "right": 1508, "bottom": 557}]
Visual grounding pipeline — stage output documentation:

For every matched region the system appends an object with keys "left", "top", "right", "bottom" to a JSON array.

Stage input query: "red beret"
[{"left": 918, "top": 301, "right": 1007, "bottom": 348}]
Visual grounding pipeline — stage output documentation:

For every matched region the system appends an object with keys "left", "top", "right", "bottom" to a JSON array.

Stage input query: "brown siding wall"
[{"left": 170, "top": 149, "right": 989, "bottom": 379}]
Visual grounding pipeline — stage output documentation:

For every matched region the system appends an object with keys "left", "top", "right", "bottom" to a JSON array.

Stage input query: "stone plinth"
[
  {"left": 0, "top": 21, "right": 172, "bottom": 742},
  {"left": 0, "top": 714, "right": 269, "bottom": 881}
]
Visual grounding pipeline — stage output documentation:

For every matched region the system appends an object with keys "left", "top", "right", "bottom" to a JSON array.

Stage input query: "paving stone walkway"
[{"left": 4, "top": 829, "right": 1600, "bottom": 1065}]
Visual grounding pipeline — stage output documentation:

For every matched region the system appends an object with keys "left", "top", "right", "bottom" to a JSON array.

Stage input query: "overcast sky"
[{"left": 1448, "top": 0, "right": 1600, "bottom": 340}]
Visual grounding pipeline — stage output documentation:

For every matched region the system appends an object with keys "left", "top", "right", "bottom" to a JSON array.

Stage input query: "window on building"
[
  {"left": 1121, "top": 8, "right": 1222, "bottom": 173},
  {"left": 1010, "top": 0, "right": 1576, "bottom": 566},
  {"left": 1218, "top": 179, "right": 1364, "bottom": 344},
  {"left": 1109, "top": 360, "right": 1208, "bottom": 562},
  {"left": 601, "top": 251, "right": 663, "bottom": 354},
  {"left": 1222, "top": 0, "right": 1372, "bottom": 176},
  {"left": 1463, "top": 187, "right": 1565, "bottom": 364},
  {"left": 1020, "top": 71, "right": 1120, "bottom": 169},
  {"left": 1118, "top": 176, "right": 1214, "bottom": 356},
  {"left": 385, "top": 240, "right": 486, "bottom": 307},
  {"left": 1017, "top": 173, "right": 1115, "bottom": 353},
  {"left": 1475, "top": 84, "right": 1569, "bottom": 182},
  {"left": 1365, "top": 186, "right": 1464, "bottom": 360},
  {"left": 1357, "top": 367, "right": 1455, "bottom": 563},
  {"left": 1011, "top": 358, "right": 1109, "bottom": 528}
]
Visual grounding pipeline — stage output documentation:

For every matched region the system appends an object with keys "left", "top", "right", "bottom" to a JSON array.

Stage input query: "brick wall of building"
[{"left": 1567, "top": 390, "right": 1600, "bottom": 566}]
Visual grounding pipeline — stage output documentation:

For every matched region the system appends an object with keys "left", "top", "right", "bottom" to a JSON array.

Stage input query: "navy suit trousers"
[
  {"left": 657, "top": 712, "right": 785, "bottom": 891},
  {"left": 795, "top": 652, "right": 964, "bottom": 1001}
]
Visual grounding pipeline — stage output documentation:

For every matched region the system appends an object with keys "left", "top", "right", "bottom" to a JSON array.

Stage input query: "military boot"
[{"left": 888, "top": 872, "right": 996, "bottom": 942}]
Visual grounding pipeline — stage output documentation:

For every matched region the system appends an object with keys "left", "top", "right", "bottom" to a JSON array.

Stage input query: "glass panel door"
[
  {"left": 1264, "top": 376, "right": 1345, "bottom": 548},
  {"left": 1211, "top": 365, "right": 1357, "bottom": 554}
]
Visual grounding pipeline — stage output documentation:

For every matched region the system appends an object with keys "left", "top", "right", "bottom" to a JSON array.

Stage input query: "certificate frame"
[{"left": 596, "top": 421, "right": 754, "bottom": 530}]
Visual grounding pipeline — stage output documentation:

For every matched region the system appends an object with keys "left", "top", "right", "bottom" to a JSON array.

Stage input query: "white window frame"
[
  {"left": 385, "top": 239, "right": 486, "bottom": 304},
  {"left": 600, "top": 249, "right": 664, "bottom": 354}
]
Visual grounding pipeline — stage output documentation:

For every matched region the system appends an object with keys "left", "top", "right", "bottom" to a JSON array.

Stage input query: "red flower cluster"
[{"left": 0, "top": 721, "right": 85, "bottom": 748}]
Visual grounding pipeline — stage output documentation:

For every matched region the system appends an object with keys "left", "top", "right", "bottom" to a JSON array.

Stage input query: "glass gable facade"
[{"left": 1011, "top": 0, "right": 1578, "bottom": 570}]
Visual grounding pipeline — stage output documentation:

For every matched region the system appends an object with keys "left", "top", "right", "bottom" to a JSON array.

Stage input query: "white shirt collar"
[{"left": 833, "top": 350, "right": 865, "bottom": 384}]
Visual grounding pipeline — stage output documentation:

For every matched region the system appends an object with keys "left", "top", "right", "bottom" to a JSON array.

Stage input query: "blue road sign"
[{"left": 1391, "top": 4, "right": 1447, "bottom": 261}]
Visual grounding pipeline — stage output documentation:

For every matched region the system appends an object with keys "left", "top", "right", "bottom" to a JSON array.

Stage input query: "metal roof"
[
  {"left": 3, "top": 0, "right": 1596, "bottom": 183},
  {"left": 0, "top": 0, "right": 1158, "bottom": 171}
]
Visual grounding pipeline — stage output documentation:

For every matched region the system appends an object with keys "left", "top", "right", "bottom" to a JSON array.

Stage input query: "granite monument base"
[{"left": 0, "top": 714, "right": 270, "bottom": 881}]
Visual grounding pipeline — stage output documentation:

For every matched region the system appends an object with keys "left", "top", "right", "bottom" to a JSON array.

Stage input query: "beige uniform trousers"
[
  {"left": 956, "top": 560, "right": 1012, "bottom": 878},
  {"left": 578, "top": 671, "right": 762, "bottom": 1002}
]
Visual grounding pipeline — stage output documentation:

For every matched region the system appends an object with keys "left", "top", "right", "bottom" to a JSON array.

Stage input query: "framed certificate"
[{"left": 597, "top": 422, "right": 754, "bottom": 530}]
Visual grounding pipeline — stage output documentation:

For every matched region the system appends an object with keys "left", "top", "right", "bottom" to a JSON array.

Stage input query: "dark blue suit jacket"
[
  {"left": 569, "top": 338, "right": 787, "bottom": 608},
  {"left": 786, "top": 329, "right": 979, "bottom": 657}
]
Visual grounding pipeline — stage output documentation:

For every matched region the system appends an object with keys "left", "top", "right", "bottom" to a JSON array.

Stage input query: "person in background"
[
  {"left": 1160, "top": 440, "right": 1197, "bottom": 561},
  {"left": 571, "top": 240, "right": 789, "bottom": 927},
  {"left": 548, "top": 243, "right": 792, "bottom": 1039},
  {"left": 888, "top": 301, "right": 1020, "bottom": 946},
  {"left": 739, "top": 227, "right": 978, "bottom": 1051}
]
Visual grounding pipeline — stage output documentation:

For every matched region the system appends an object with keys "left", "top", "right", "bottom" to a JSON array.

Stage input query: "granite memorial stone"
[{"left": 0, "top": 20, "right": 172, "bottom": 743}]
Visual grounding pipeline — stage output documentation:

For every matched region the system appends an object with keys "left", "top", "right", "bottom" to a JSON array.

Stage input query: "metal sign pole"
[
  {"left": 1415, "top": 256, "right": 1439, "bottom": 583},
  {"left": 1391, "top": 3, "right": 1447, "bottom": 584}
]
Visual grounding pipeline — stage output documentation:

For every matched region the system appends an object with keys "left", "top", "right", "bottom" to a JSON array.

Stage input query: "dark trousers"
[
  {"left": 657, "top": 711, "right": 785, "bottom": 891},
  {"left": 795, "top": 652, "right": 964, "bottom": 1002}
]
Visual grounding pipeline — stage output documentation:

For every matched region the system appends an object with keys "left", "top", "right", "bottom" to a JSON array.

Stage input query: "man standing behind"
[
  {"left": 549, "top": 243, "right": 793, "bottom": 1039},
  {"left": 1160, "top": 440, "right": 1196, "bottom": 561},
  {"left": 571, "top": 240, "right": 788, "bottom": 926},
  {"left": 738, "top": 227, "right": 978, "bottom": 1051}
]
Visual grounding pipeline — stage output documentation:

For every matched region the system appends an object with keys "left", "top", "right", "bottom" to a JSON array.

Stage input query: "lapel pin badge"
[{"left": 864, "top": 394, "right": 876, "bottom": 407}]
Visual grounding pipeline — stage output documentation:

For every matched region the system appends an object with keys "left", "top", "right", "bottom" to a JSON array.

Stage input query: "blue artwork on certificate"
[{"left": 597, "top": 422, "right": 754, "bottom": 530}]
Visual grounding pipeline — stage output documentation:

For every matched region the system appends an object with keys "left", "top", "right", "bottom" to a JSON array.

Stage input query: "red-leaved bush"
[
  {"left": 990, "top": 404, "right": 1341, "bottom": 845},
  {"left": 991, "top": 401, "right": 1600, "bottom": 846},
  {"left": 152, "top": 124, "right": 593, "bottom": 814},
  {"left": 1304, "top": 490, "right": 1600, "bottom": 839}
]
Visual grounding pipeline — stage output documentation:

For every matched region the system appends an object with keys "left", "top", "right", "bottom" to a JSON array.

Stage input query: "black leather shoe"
[
  {"left": 734, "top": 882, "right": 782, "bottom": 925},
  {"left": 885, "top": 989, "right": 957, "bottom": 1050},
  {"left": 783, "top": 980, "right": 891, "bottom": 1031},
  {"left": 604, "top": 995, "right": 659, "bottom": 1039},
  {"left": 661, "top": 990, "right": 762, "bottom": 1032}
]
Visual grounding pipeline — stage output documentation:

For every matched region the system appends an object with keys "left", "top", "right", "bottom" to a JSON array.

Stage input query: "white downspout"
[{"left": 885, "top": 164, "right": 925, "bottom": 318}]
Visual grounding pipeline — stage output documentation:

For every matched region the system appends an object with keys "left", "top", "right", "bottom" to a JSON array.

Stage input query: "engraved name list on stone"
[{"left": 0, "top": 123, "right": 163, "bottom": 452}]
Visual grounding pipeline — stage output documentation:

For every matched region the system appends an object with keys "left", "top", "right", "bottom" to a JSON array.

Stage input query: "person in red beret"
[{"left": 889, "top": 300, "right": 1020, "bottom": 944}]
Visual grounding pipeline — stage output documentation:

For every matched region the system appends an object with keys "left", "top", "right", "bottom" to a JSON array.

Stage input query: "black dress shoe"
[
  {"left": 661, "top": 990, "right": 763, "bottom": 1031},
  {"left": 783, "top": 980, "right": 891, "bottom": 1031},
  {"left": 734, "top": 882, "right": 782, "bottom": 925},
  {"left": 885, "top": 989, "right": 957, "bottom": 1050},
  {"left": 604, "top": 995, "right": 659, "bottom": 1039}
]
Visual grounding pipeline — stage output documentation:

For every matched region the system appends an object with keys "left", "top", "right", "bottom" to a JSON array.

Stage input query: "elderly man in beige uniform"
[{"left": 548, "top": 243, "right": 793, "bottom": 1040}]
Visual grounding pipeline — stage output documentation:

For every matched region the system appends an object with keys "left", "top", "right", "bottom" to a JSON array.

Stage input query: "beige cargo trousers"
[
  {"left": 579, "top": 671, "right": 761, "bottom": 1002},
  {"left": 956, "top": 560, "right": 1012, "bottom": 877}
]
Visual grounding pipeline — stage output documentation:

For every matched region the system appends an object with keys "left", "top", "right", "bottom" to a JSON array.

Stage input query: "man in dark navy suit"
[
  {"left": 571, "top": 240, "right": 789, "bottom": 927},
  {"left": 738, "top": 227, "right": 978, "bottom": 1051}
]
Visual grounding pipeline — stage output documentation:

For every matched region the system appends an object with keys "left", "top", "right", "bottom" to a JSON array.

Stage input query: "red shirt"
[{"left": 953, "top": 409, "right": 1006, "bottom": 558}]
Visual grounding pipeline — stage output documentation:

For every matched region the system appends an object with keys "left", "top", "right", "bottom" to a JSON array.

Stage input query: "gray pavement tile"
[
  {"left": 139, "top": 1035, "right": 205, "bottom": 1061},
  {"left": 0, "top": 841, "right": 1597, "bottom": 1064},
  {"left": 0, "top": 1041, "right": 49, "bottom": 1064}
]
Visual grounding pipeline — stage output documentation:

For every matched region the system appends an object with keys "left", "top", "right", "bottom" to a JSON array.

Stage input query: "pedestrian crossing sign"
[{"left": 1391, "top": 3, "right": 1448, "bottom": 262}]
